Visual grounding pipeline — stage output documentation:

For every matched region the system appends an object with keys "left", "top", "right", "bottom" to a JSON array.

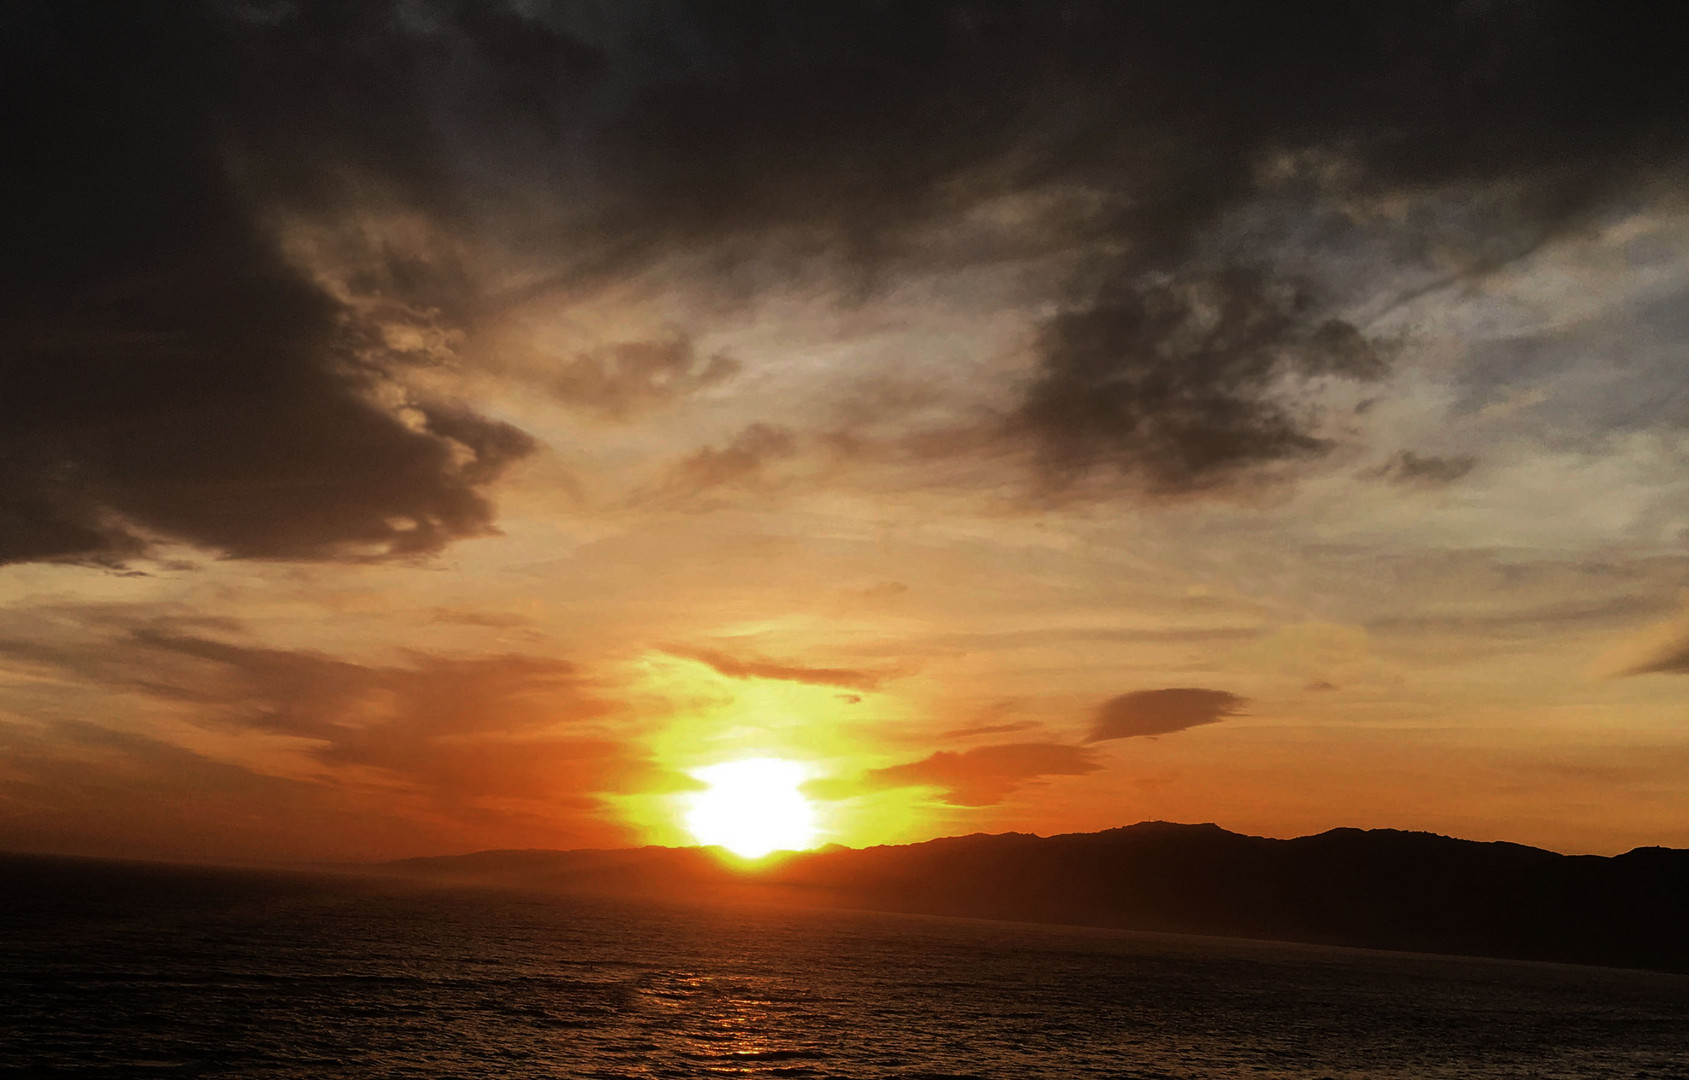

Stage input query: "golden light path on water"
[{"left": 683, "top": 758, "right": 819, "bottom": 859}]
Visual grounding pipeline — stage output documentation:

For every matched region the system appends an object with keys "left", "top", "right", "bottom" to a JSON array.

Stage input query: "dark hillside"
[{"left": 378, "top": 821, "right": 1689, "bottom": 973}]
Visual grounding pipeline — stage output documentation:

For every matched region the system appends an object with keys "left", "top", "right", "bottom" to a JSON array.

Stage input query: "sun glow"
[{"left": 684, "top": 758, "right": 819, "bottom": 859}]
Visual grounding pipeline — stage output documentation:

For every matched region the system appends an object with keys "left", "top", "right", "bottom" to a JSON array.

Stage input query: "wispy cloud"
[
  {"left": 812, "top": 743, "right": 1100, "bottom": 807},
  {"left": 549, "top": 336, "right": 739, "bottom": 421},
  {"left": 669, "top": 646, "right": 886, "bottom": 692},
  {"left": 0, "top": 618, "right": 678, "bottom": 837},
  {"left": 1369, "top": 451, "right": 1478, "bottom": 486},
  {"left": 1605, "top": 600, "right": 1689, "bottom": 677}
]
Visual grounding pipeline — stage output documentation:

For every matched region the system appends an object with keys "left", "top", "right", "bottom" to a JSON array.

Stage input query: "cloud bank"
[
  {"left": 0, "top": 618, "right": 672, "bottom": 841},
  {"left": 7, "top": 1, "right": 1688, "bottom": 563}
]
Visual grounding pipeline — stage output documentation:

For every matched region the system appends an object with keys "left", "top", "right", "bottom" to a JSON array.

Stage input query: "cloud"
[
  {"left": 1375, "top": 595, "right": 1671, "bottom": 635},
  {"left": 1623, "top": 644, "right": 1689, "bottom": 676},
  {"left": 926, "top": 626, "right": 1265, "bottom": 651},
  {"left": 1607, "top": 606, "right": 1689, "bottom": 677},
  {"left": 8, "top": 0, "right": 1689, "bottom": 563},
  {"left": 1371, "top": 451, "right": 1478, "bottom": 486},
  {"left": 671, "top": 646, "right": 884, "bottom": 692},
  {"left": 939, "top": 721, "right": 1039, "bottom": 740},
  {"left": 0, "top": 607, "right": 699, "bottom": 859},
  {"left": 1086, "top": 688, "right": 1245, "bottom": 742},
  {"left": 1015, "top": 269, "right": 1386, "bottom": 494},
  {"left": 827, "top": 742, "right": 1101, "bottom": 807},
  {"left": 658, "top": 424, "right": 802, "bottom": 496},
  {"left": 0, "top": 718, "right": 383, "bottom": 863},
  {"left": 0, "top": 711, "right": 644, "bottom": 863},
  {"left": 579, "top": 4, "right": 1689, "bottom": 277},
  {"left": 550, "top": 337, "right": 740, "bottom": 421},
  {"left": 854, "top": 581, "right": 910, "bottom": 602},
  {"left": 0, "top": 2, "right": 541, "bottom": 566},
  {"left": 0, "top": 622, "right": 670, "bottom": 808},
  {"left": 936, "top": 698, "right": 1038, "bottom": 741},
  {"left": 137, "top": 632, "right": 667, "bottom": 802},
  {"left": 426, "top": 607, "right": 534, "bottom": 629}
]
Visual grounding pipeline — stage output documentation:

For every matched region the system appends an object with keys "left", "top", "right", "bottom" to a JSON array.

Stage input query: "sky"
[{"left": 4, "top": 0, "right": 1689, "bottom": 864}]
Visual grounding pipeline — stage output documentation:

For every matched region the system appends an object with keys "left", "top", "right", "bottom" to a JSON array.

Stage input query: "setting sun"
[{"left": 684, "top": 759, "right": 819, "bottom": 859}]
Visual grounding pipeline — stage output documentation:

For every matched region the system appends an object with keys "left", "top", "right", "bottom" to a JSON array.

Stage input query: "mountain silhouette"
[{"left": 377, "top": 822, "right": 1689, "bottom": 973}]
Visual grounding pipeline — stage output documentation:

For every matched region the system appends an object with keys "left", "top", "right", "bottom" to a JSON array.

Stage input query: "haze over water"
[{"left": 4, "top": 859, "right": 1685, "bottom": 1079}]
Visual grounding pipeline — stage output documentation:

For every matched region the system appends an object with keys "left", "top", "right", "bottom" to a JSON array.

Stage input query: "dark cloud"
[
  {"left": 1017, "top": 269, "right": 1386, "bottom": 494},
  {"left": 671, "top": 646, "right": 884, "bottom": 692},
  {"left": 1, "top": 2, "right": 540, "bottom": 566},
  {"left": 821, "top": 742, "right": 1100, "bottom": 806},
  {"left": 550, "top": 337, "right": 740, "bottom": 421},
  {"left": 587, "top": 4, "right": 1689, "bottom": 270},
  {"left": 568, "top": 1, "right": 1688, "bottom": 495},
  {"left": 7, "top": 0, "right": 1688, "bottom": 558},
  {"left": 1087, "top": 688, "right": 1245, "bottom": 742},
  {"left": 1371, "top": 451, "right": 1478, "bottom": 486}
]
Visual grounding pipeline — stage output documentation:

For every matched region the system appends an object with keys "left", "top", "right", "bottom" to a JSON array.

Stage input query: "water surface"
[{"left": 2, "top": 857, "right": 1684, "bottom": 1078}]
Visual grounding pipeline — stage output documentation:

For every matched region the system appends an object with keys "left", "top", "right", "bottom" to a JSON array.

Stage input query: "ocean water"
[{"left": 2, "top": 857, "right": 1685, "bottom": 1079}]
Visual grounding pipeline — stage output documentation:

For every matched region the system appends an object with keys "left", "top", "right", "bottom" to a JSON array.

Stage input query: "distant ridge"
[{"left": 375, "top": 821, "right": 1689, "bottom": 974}]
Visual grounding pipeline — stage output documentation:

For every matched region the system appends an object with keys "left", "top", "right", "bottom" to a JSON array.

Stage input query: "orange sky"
[{"left": 4, "top": 2, "right": 1689, "bottom": 864}]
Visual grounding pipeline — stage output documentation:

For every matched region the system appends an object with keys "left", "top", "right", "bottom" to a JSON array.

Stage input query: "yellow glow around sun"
[{"left": 684, "top": 758, "right": 818, "bottom": 859}]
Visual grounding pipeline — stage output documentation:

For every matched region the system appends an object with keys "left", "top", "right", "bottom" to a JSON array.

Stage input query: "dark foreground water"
[{"left": 2, "top": 857, "right": 1686, "bottom": 1079}]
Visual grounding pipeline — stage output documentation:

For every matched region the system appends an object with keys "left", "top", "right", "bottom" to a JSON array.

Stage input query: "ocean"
[{"left": 2, "top": 855, "right": 1685, "bottom": 1079}]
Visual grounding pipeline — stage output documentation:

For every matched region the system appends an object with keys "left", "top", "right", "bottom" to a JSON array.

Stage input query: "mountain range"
[{"left": 376, "top": 822, "right": 1689, "bottom": 974}]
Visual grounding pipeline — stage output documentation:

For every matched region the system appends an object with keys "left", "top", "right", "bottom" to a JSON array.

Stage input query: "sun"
[{"left": 684, "top": 758, "right": 819, "bottom": 859}]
